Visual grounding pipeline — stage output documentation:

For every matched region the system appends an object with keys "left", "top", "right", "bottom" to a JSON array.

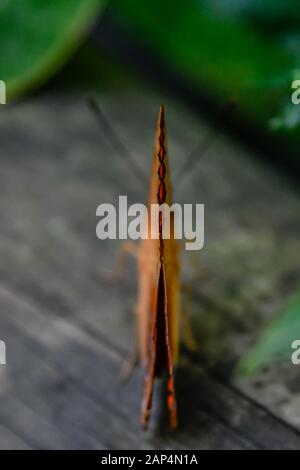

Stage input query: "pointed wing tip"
[{"left": 158, "top": 104, "right": 165, "bottom": 126}]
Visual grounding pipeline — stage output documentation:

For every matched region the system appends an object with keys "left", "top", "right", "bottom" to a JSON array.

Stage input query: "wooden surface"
[{"left": 0, "top": 91, "right": 300, "bottom": 449}]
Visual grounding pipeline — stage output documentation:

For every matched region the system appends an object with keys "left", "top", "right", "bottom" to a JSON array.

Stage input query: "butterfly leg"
[
  {"left": 120, "top": 287, "right": 142, "bottom": 382},
  {"left": 181, "top": 283, "right": 198, "bottom": 353},
  {"left": 100, "top": 241, "right": 139, "bottom": 380},
  {"left": 102, "top": 240, "right": 138, "bottom": 282},
  {"left": 120, "top": 339, "right": 139, "bottom": 383}
]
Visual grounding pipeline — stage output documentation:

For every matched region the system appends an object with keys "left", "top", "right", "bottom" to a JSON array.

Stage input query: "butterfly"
[
  {"left": 89, "top": 98, "right": 230, "bottom": 429},
  {"left": 136, "top": 105, "right": 179, "bottom": 429}
]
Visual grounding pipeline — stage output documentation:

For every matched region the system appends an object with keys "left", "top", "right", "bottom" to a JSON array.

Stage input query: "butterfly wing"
[{"left": 137, "top": 106, "right": 180, "bottom": 429}]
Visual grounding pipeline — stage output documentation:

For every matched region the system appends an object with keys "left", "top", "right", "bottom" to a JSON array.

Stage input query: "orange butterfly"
[
  {"left": 90, "top": 100, "right": 216, "bottom": 430},
  {"left": 136, "top": 105, "right": 180, "bottom": 429}
]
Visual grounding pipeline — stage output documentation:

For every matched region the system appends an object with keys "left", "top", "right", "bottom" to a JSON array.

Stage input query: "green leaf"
[
  {"left": 237, "top": 289, "right": 300, "bottom": 376},
  {"left": 111, "top": 0, "right": 294, "bottom": 123},
  {"left": 111, "top": 0, "right": 300, "bottom": 162},
  {"left": 0, "top": 0, "right": 105, "bottom": 100}
]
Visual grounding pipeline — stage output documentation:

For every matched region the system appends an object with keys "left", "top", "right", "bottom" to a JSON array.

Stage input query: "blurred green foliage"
[
  {"left": 52, "top": 45, "right": 138, "bottom": 92},
  {"left": 111, "top": 0, "right": 300, "bottom": 136},
  {"left": 238, "top": 289, "right": 300, "bottom": 376},
  {"left": 111, "top": 0, "right": 297, "bottom": 129},
  {"left": 0, "top": 0, "right": 104, "bottom": 100},
  {"left": 1, "top": 0, "right": 299, "bottom": 133}
]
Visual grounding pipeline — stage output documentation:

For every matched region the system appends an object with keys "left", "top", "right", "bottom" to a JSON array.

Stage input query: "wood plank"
[
  {"left": 0, "top": 284, "right": 252, "bottom": 449},
  {"left": 0, "top": 421, "right": 31, "bottom": 450}
]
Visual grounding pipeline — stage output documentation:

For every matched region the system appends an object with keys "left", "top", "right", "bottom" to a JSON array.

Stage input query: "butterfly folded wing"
[{"left": 137, "top": 106, "right": 180, "bottom": 429}]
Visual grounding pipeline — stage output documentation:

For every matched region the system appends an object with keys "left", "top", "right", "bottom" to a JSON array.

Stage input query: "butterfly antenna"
[
  {"left": 175, "top": 100, "right": 236, "bottom": 189},
  {"left": 87, "top": 97, "right": 148, "bottom": 186}
]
